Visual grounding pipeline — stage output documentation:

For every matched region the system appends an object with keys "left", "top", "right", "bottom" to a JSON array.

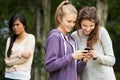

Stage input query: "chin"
[
  {"left": 84, "top": 33, "right": 90, "bottom": 36},
  {"left": 15, "top": 33, "right": 20, "bottom": 35},
  {"left": 67, "top": 30, "right": 71, "bottom": 33},
  {"left": 68, "top": 29, "right": 72, "bottom": 32}
]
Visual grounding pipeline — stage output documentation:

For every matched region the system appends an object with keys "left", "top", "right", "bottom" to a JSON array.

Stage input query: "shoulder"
[
  {"left": 71, "top": 30, "right": 78, "bottom": 38},
  {"left": 71, "top": 30, "right": 81, "bottom": 39},
  {"left": 6, "top": 36, "right": 12, "bottom": 43},
  {"left": 47, "top": 29, "right": 62, "bottom": 39},
  {"left": 99, "top": 27, "right": 108, "bottom": 33},
  {"left": 71, "top": 30, "right": 77, "bottom": 36},
  {"left": 27, "top": 34, "right": 35, "bottom": 41},
  {"left": 7, "top": 37, "right": 11, "bottom": 41},
  {"left": 6, "top": 37, "right": 11, "bottom": 44},
  {"left": 99, "top": 27, "right": 111, "bottom": 40},
  {"left": 99, "top": 27, "right": 109, "bottom": 37},
  {"left": 28, "top": 34, "right": 35, "bottom": 38},
  {"left": 28, "top": 34, "right": 35, "bottom": 37}
]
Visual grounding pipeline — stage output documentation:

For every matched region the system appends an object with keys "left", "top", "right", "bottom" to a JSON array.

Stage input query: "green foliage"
[
  {"left": 0, "top": 36, "right": 6, "bottom": 80},
  {"left": 107, "top": 0, "right": 120, "bottom": 36},
  {"left": 115, "top": 71, "right": 120, "bottom": 80},
  {"left": 70, "top": 0, "right": 96, "bottom": 10},
  {"left": 0, "top": 0, "right": 34, "bottom": 32},
  {"left": 50, "top": 0, "right": 63, "bottom": 28},
  {"left": 108, "top": 0, "right": 120, "bottom": 21}
]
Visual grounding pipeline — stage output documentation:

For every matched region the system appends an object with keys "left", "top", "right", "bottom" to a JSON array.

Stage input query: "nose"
[
  {"left": 86, "top": 27, "right": 91, "bottom": 31},
  {"left": 13, "top": 25, "right": 18, "bottom": 29}
]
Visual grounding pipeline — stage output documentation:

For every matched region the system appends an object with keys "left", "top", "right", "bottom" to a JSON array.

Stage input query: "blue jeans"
[{"left": 5, "top": 78, "right": 17, "bottom": 80}]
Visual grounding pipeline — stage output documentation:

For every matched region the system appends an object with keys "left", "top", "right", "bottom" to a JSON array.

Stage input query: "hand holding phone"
[{"left": 82, "top": 47, "right": 92, "bottom": 62}]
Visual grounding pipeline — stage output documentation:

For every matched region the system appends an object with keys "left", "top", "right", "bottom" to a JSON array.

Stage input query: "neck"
[
  {"left": 57, "top": 27, "right": 66, "bottom": 35},
  {"left": 17, "top": 32, "right": 27, "bottom": 39}
]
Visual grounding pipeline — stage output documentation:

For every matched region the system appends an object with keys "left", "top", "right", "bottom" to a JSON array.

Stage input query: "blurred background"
[{"left": 0, "top": 0, "right": 120, "bottom": 80}]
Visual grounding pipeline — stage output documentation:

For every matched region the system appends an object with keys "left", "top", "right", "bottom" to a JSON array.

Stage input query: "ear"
[{"left": 57, "top": 16, "right": 62, "bottom": 22}]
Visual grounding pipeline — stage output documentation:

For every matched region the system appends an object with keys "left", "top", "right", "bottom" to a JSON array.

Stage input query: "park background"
[{"left": 0, "top": 0, "right": 120, "bottom": 80}]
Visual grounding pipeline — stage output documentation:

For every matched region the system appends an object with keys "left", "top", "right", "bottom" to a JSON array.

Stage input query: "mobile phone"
[
  {"left": 84, "top": 47, "right": 91, "bottom": 51},
  {"left": 83, "top": 47, "right": 91, "bottom": 53}
]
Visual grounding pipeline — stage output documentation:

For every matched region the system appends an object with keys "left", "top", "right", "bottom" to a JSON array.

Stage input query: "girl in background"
[{"left": 4, "top": 13, "right": 35, "bottom": 80}]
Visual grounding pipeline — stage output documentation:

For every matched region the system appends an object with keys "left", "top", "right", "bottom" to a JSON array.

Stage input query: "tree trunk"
[
  {"left": 31, "top": 0, "right": 51, "bottom": 80},
  {"left": 97, "top": 0, "right": 108, "bottom": 27}
]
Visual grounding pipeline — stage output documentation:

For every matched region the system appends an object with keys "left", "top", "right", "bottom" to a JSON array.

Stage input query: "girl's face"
[
  {"left": 81, "top": 19, "right": 95, "bottom": 36},
  {"left": 58, "top": 13, "right": 77, "bottom": 34},
  {"left": 12, "top": 19, "right": 25, "bottom": 35}
]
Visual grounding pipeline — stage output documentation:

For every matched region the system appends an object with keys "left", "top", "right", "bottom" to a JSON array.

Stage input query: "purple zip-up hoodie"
[{"left": 44, "top": 29, "right": 86, "bottom": 80}]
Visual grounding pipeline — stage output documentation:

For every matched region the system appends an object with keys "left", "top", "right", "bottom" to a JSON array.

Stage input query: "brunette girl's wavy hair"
[
  {"left": 54, "top": 0, "right": 77, "bottom": 27},
  {"left": 76, "top": 6, "right": 100, "bottom": 49},
  {"left": 7, "top": 13, "right": 27, "bottom": 57}
]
